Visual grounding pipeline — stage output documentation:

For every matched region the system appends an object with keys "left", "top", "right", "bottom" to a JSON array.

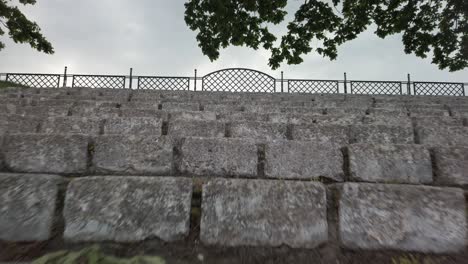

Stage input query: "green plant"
[{"left": 33, "top": 245, "right": 165, "bottom": 264}]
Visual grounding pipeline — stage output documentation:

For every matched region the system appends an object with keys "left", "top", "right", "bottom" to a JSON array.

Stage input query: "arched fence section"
[
  {"left": 1, "top": 67, "right": 466, "bottom": 96},
  {"left": 202, "top": 68, "right": 276, "bottom": 93}
]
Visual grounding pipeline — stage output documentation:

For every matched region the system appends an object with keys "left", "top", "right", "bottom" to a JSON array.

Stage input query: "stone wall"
[{"left": 0, "top": 87, "right": 467, "bottom": 260}]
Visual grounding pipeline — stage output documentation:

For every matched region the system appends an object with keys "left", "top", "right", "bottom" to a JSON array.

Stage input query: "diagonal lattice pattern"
[
  {"left": 202, "top": 68, "right": 276, "bottom": 93},
  {"left": 137, "top": 76, "right": 189, "bottom": 90},
  {"left": 351, "top": 81, "right": 402, "bottom": 95},
  {"left": 72, "top": 75, "right": 126, "bottom": 89},
  {"left": 6, "top": 73, "right": 60, "bottom": 88},
  {"left": 288, "top": 80, "right": 339, "bottom": 94},
  {"left": 414, "top": 82, "right": 465, "bottom": 96}
]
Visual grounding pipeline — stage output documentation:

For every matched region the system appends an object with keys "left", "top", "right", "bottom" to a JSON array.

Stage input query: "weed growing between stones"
[{"left": 33, "top": 245, "right": 165, "bottom": 264}]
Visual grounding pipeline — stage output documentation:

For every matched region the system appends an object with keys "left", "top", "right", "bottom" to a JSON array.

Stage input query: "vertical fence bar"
[
  {"left": 194, "top": 69, "right": 197, "bottom": 91},
  {"left": 344, "top": 72, "right": 348, "bottom": 94},
  {"left": 128, "top": 68, "right": 133, "bottom": 90},
  {"left": 407, "top": 74, "right": 411, "bottom": 95},
  {"left": 129, "top": 68, "right": 133, "bottom": 89},
  {"left": 281, "top": 71, "right": 284, "bottom": 93},
  {"left": 63, "top": 66, "right": 68, "bottom": 87},
  {"left": 5, "top": 73, "right": 9, "bottom": 82}
]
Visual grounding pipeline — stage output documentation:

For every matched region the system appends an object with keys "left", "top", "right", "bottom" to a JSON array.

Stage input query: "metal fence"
[{"left": 1, "top": 67, "right": 466, "bottom": 96}]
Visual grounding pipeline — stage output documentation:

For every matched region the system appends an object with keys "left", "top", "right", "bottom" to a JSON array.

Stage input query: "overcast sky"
[{"left": 0, "top": 0, "right": 467, "bottom": 83}]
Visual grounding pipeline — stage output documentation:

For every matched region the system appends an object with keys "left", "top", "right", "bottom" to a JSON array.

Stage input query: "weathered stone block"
[
  {"left": 16, "top": 105, "right": 71, "bottom": 117},
  {"left": 350, "top": 124, "right": 413, "bottom": 144},
  {"left": 203, "top": 104, "right": 243, "bottom": 112},
  {"left": 178, "top": 137, "right": 257, "bottom": 177},
  {"left": 218, "top": 112, "right": 269, "bottom": 122},
  {"left": 348, "top": 144, "right": 432, "bottom": 184},
  {"left": 0, "top": 173, "right": 62, "bottom": 242},
  {"left": 361, "top": 115, "right": 412, "bottom": 127},
  {"left": 41, "top": 117, "right": 101, "bottom": 135},
  {"left": 339, "top": 183, "right": 467, "bottom": 253},
  {"left": 408, "top": 108, "right": 450, "bottom": 117},
  {"left": 169, "top": 111, "right": 217, "bottom": 121},
  {"left": 120, "top": 109, "right": 168, "bottom": 120},
  {"left": 416, "top": 126, "right": 468, "bottom": 147},
  {"left": 0, "top": 115, "right": 41, "bottom": 133},
  {"left": 291, "top": 124, "right": 350, "bottom": 146},
  {"left": 168, "top": 120, "right": 225, "bottom": 138},
  {"left": 103, "top": 117, "right": 162, "bottom": 135},
  {"left": 161, "top": 102, "right": 199, "bottom": 111},
  {"left": 64, "top": 176, "right": 192, "bottom": 242},
  {"left": 434, "top": 147, "right": 468, "bottom": 186},
  {"left": 412, "top": 116, "right": 464, "bottom": 128},
  {"left": 70, "top": 103, "right": 120, "bottom": 118},
  {"left": 230, "top": 121, "right": 287, "bottom": 142},
  {"left": 4, "top": 134, "right": 89, "bottom": 174},
  {"left": 265, "top": 140, "right": 344, "bottom": 181},
  {"left": 201, "top": 178, "right": 328, "bottom": 248},
  {"left": 93, "top": 135, "right": 173, "bottom": 175}
]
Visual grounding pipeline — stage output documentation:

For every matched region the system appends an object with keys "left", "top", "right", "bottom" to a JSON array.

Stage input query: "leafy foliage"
[
  {"left": 33, "top": 245, "right": 166, "bottom": 264},
  {"left": 0, "top": 0, "right": 53, "bottom": 53},
  {"left": 185, "top": 0, "right": 468, "bottom": 71}
]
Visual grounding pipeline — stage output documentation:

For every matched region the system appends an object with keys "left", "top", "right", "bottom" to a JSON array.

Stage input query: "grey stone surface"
[
  {"left": 64, "top": 176, "right": 192, "bottom": 242},
  {"left": 0, "top": 115, "right": 41, "bottom": 133},
  {"left": 120, "top": 109, "right": 168, "bottom": 120},
  {"left": 178, "top": 137, "right": 257, "bottom": 177},
  {"left": 203, "top": 103, "right": 244, "bottom": 112},
  {"left": 265, "top": 140, "right": 344, "bottom": 181},
  {"left": 412, "top": 116, "right": 464, "bottom": 128},
  {"left": 348, "top": 144, "right": 432, "bottom": 184},
  {"left": 169, "top": 111, "right": 217, "bottom": 121},
  {"left": 408, "top": 108, "right": 450, "bottom": 117},
  {"left": 161, "top": 102, "right": 199, "bottom": 111},
  {"left": 16, "top": 105, "right": 71, "bottom": 117},
  {"left": 41, "top": 117, "right": 101, "bottom": 135},
  {"left": 71, "top": 103, "right": 121, "bottom": 118},
  {"left": 339, "top": 183, "right": 467, "bottom": 253},
  {"left": 168, "top": 120, "right": 225, "bottom": 138},
  {"left": 416, "top": 125, "right": 468, "bottom": 147},
  {"left": 4, "top": 134, "right": 89, "bottom": 174},
  {"left": 434, "top": 147, "right": 468, "bottom": 186},
  {"left": 350, "top": 124, "right": 414, "bottom": 144},
  {"left": 93, "top": 135, "right": 173, "bottom": 175},
  {"left": 0, "top": 173, "right": 62, "bottom": 242},
  {"left": 103, "top": 117, "right": 163, "bottom": 135},
  {"left": 201, "top": 178, "right": 328, "bottom": 248},
  {"left": 218, "top": 112, "right": 270, "bottom": 122},
  {"left": 230, "top": 121, "right": 287, "bottom": 142},
  {"left": 291, "top": 124, "right": 350, "bottom": 146}
]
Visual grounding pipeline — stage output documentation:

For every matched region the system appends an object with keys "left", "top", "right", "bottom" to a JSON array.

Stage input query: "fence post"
[
  {"left": 194, "top": 69, "right": 197, "bottom": 91},
  {"left": 407, "top": 73, "right": 411, "bottom": 95},
  {"left": 281, "top": 71, "right": 284, "bottom": 93},
  {"left": 63, "top": 66, "right": 68, "bottom": 87},
  {"left": 129, "top": 68, "right": 133, "bottom": 89},
  {"left": 344, "top": 72, "right": 348, "bottom": 94}
]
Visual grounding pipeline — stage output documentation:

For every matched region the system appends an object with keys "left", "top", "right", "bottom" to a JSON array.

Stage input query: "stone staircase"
[{"left": 0, "top": 86, "right": 467, "bottom": 263}]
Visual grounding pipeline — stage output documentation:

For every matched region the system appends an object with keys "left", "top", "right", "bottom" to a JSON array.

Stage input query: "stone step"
[
  {"left": 63, "top": 176, "right": 192, "bottom": 242},
  {"left": 338, "top": 182, "right": 466, "bottom": 253},
  {"left": 201, "top": 178, "right": 328, "bottom": 248},
  {"left": 0, "top": 173, "right": 63, "bottom": 242}
]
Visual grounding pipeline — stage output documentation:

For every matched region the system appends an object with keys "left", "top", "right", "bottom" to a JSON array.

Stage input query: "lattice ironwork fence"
[
  {"left": 5, "top": 73, "right": 60, "bottom": 88},
  {"left": 413, "top": 82, "right": 465, "bottom": 96},
  {"left": 202, "top": 68, "right": 276, "bottom": 92},
  {"left": 350, "top": 81, "right": 402, "bottom": 95},
  {"left": 288, "top": 80, "right": 339, "bottom": 94},
  {"left": 72, "top": 75, "right": 126, "bottom": 89},
  {"left": 137, "top": 76, "right": 189, "bottom": 90},
  {"left": 1, "top": 68, "right": 466, "bottom": 96}
]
